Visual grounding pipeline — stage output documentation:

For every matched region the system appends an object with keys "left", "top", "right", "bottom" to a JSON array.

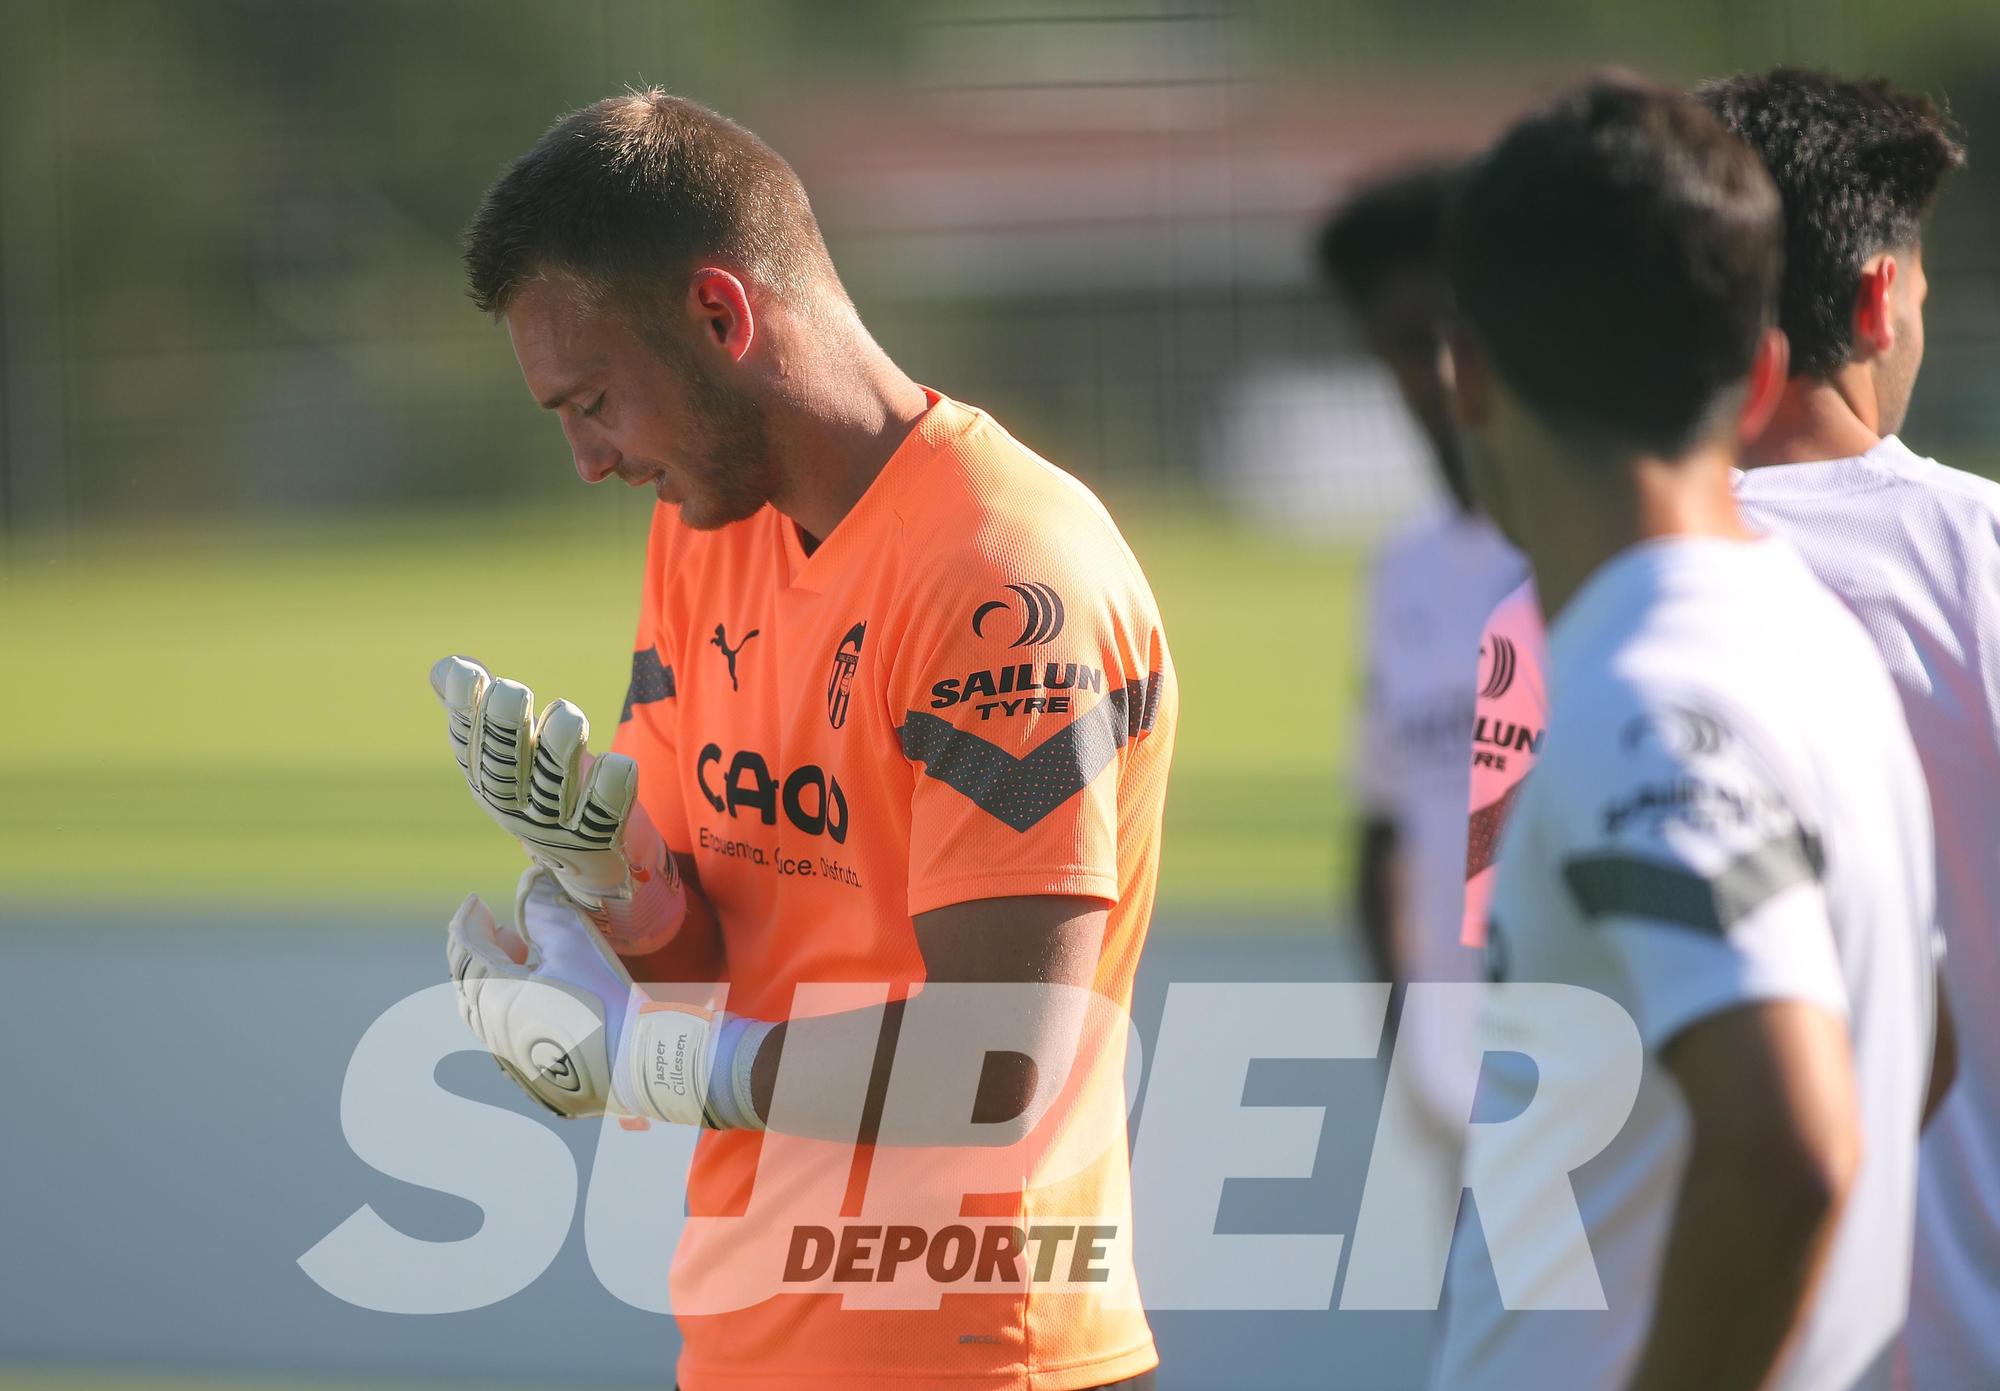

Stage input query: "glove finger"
[
  {"left": 475, "top": 678, "right": 535, "bottom": 810},
  {"left": 448, "top": 893, "right": 499, "bottom": 1038},
  {"left": 449, "top": 892, "right": 530, "bottom": 974},
  {"left": 513, "top": 871, "right": 630, "bottom": 1006},
  {"left": 533, "top": 699, "right": 590, "bottom": 827},
  {"left": 574, "top": 751, "right": 638, "bottom": 849},
  {"left": 430, "top": 656, "right": 490, "bottom": 776},
  {"left": 429, "top": 654, "right": 490, "bottom": 707},
  {"left": 446, "top": 891, "right": 486, "bottom": 983},
  {"left": 513, "top": 869, "right": 590, "bottom": 959}
]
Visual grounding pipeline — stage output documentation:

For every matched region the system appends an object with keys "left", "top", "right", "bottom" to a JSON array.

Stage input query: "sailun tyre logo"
[
  {"left": 1621, "top": 705, "right": 1731, "bottom": 758},
  {"left": 1480, "top": 634, "right": 1518, "bottom": 700},
  {"left": 972, "top": 582, "right": 1066, "bottom": 648}
]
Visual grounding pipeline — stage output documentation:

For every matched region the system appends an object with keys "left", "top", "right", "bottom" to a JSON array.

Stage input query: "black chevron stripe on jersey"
[
  {"left": 1562, "top": 826, "right": 1825, "bottom": 936},
  {"left": 620, "top": 648, "right": 677, "bottom": 723},
  {"left": 897, "top": 671, "right": 1165, "bottom": 831}
]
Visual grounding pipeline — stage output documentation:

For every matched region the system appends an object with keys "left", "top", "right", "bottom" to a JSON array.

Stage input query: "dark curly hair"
[{"left": 1697, "top": 69, "right": 1964, "bottom": 377}]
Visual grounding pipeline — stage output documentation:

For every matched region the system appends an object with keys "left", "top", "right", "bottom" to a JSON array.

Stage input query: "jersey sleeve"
[
  {"left": 885, "top": 537, "right": 1169, "bottom": 918},
  {"left": 1548, "top": 696, "right": 1848, "bottom": 1051},
  {"left": 1353, "top": 554, "right": 1405, "bottom": 819},
  {"left": 610, "top": 504, "right": 690, "bottom": 854},
  {"left": 1462, "top": 581, "right": 1548, "bottom": 947}
]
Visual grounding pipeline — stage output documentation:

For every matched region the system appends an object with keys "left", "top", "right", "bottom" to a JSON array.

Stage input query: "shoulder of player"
[
  {"left": 875, "top": 505, "right": 1163, "bottom": 692},
  {"left": 1902, "top": 454, "right": 2000, "bottom": 543},
  {"left": 1482, "top": 579, "right": 1543, "bottom": 645},
  {"left": 885, "top": 529, "right": 1158, "bottom": 662},
  {"left": 1795, "top": 446, "right": 2000, "bottom": 549},
  {"left": 890, "top": 459, "right": 1147, "bottom": 607},
  {"left": 1550, "top": 648, "right": 1792, "bottom": 768},
  {"left": 1867, "top": 471, "right": 2000, "bottom": 644},
  {"left": 901, "top": 417, "right": 1121, "bottom": 536},
  {"left": 1368, "top": 508, "right": 1467, "bottom": 582}
]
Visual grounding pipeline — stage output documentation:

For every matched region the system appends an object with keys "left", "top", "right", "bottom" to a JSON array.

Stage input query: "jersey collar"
[{"left": 780, "top": 386, "right": 977, "bottom": 592}]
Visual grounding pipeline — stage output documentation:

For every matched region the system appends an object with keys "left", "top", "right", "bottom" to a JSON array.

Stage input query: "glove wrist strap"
[
  {"left": 627, "top": 1003, "right": 714, "bottom": 1126},
  {"left": 580, "top": 805, "right": 687, "bottom": 955},
  {"left": 625, "top": 1005, "right": 771, "bottom": 1130},
  {"left": 705, "top": 1015, "right": 773, "bottom": 1132}
]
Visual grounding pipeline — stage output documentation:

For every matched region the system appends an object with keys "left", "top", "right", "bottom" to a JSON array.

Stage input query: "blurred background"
[{"left": 4, "top": 1, "right": 1997, "bottom": 1388}]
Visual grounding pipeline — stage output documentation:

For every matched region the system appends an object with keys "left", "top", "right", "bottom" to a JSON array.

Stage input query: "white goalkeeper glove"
[
  {"left": 447, "top": 868, "right": 767, "bottom": 1127},
  {"left": 430, "top": 654, "right": 686, "bottom": 956}
]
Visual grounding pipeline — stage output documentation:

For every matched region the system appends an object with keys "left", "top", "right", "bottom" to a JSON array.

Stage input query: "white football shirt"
[
  {"left": 1356, "top": 507, "right": 1525, "bottom": 1142},
  {"left": 1457, "top": 439, "right": 1999, "bottom": 1383},
  {"left": 1437, "top": 535, "right": 1936, "bottom": 1391},
  {"left": 1734, "top": 436, "right": 2000, "bottom": 1389}
]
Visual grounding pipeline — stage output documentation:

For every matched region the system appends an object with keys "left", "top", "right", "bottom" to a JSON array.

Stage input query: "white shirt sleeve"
[
  {"left": 1550, "top": 697, "right": 1849, "bottom": 1051},
  {"left": 1354, "top": 560, "right": 1405, "bottom": 819}
]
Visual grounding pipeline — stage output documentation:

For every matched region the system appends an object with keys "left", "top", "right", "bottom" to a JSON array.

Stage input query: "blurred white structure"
[{"left": 1205, "top": 360, "right": 1440, "bottom": 541}]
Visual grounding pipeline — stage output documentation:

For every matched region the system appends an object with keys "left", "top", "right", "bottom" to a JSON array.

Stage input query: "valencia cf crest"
[{"left": 827, "top": 621, "right": 866, "bottom": 729}]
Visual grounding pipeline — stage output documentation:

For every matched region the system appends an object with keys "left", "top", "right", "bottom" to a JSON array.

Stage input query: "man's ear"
[
  {"left": 1851, "top": 253, "right": 1899, "bottom": 360},
  {"left": 1738, "top": 325, "right": 1790, "bottom": 443},
  {"left": 687, "top": 268, "right": 755, "bottom": 363},
  {"left": 1446, "top": 326, "right": 1493, "bottom": 429}
]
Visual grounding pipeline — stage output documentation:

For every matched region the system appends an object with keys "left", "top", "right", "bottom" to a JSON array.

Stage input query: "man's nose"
[
  {"left": 563, "top": 420, "right": 621, "bottom": 484},
  {"left": 574, "top": 446, "right": 621, "bottom": 485}
]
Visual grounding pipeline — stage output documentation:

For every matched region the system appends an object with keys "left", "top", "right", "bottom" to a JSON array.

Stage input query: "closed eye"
[{"left": 578, "top": 394, "right": 606, "bottom": 419}]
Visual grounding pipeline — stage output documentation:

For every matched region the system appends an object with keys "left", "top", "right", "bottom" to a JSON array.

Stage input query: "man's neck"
[
  {"left": 1742, "top": 374, "right": 1882, "bottom": 468},
  {"left": 1525, "top": 442, "right": 1752, "bottom": 624},
  {"left": 767, "top": 317, "right": 930, "bottom": 547}
]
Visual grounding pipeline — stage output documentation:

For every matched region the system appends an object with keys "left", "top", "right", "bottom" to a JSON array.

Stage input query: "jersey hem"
[
  {"left": 676, "top": 1339, "right": 1159, "bottom": 1391},
  {"left": 908, "top": 869, "right": 1120, "bottom": 918}
]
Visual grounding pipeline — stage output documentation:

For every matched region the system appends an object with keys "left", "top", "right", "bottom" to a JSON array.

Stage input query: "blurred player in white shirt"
[
  {"left": 1438, "top": 80, "right": 1938, "bottom": 1390},
  {"left": 1319, "top": 173, "right": 1525, "bottom": 1295},
  {"left": 1318, "top": 164, "right": 1525, "bottom": 1042},
  {"left": 1459, "top": 69, "right": 1982, "bottom": 1385}
]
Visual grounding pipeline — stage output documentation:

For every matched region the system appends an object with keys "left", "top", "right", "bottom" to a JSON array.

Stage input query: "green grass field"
[{"left": 2, "top": 493, "right": 1364, "bottom": 919}]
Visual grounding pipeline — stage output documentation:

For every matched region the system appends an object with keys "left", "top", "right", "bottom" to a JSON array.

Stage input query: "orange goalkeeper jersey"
[{"left": 609, "top": 389, "right": 1175, "bottom": 1391}]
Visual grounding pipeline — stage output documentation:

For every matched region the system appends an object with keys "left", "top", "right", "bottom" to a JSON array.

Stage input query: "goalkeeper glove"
[
  {"left": 430, "top": 654, "right": 686, "bottom": 956},
  {"left": 447, "top": 867, "right": 768, "bottom": 1127}
]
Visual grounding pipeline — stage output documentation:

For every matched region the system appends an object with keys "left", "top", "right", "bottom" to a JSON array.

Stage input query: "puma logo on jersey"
[{"left": 710, "top": 623, "right": 760, "bottom": 691}]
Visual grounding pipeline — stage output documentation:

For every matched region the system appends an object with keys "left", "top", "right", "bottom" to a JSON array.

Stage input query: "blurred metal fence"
[{"left": 3, "top": 0, "right": 1998, "bottom": 544}]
